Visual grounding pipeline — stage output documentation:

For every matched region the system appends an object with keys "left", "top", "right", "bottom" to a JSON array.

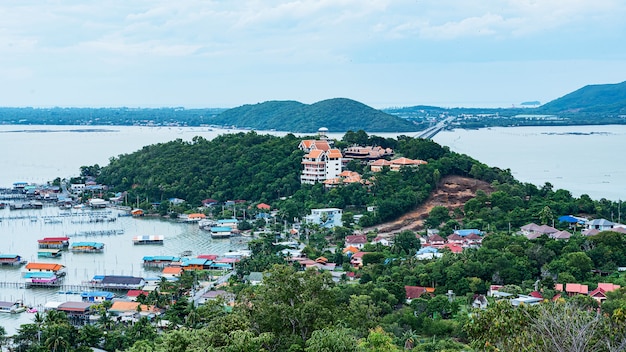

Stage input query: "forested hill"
[
  {"left": 210, "top": 98, "right": 421, "bottom": 133},
  {"left": 94, "top": 130, "right": 526, "bottom": 226},
  {"left": 538, "top": 80, "right": 626, "bottom": 115}
]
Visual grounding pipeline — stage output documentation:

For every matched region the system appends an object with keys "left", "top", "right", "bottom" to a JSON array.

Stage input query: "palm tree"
[
  {"left": 0, "top": 326, "right": 7, "bottom": 350},
  {"left": 44, "top": 324, "right": 70, "bottom": 352}
]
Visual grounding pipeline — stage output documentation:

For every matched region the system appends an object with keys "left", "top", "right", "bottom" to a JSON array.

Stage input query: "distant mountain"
[
  {"left": 539, "top": 81, "right": 626, "bottom": 115},
  {"left": 209, "top": 98, "right": 420, "bottom": 133}
]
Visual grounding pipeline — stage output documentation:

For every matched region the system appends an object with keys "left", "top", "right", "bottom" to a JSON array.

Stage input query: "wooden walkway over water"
[{"left": 0, "top": 281, "right": 138, "bottom": 291}]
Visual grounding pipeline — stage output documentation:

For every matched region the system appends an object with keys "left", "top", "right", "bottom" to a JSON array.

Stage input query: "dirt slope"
[{"left": 366, "top": 175, "right": 495, "bottom": 235}]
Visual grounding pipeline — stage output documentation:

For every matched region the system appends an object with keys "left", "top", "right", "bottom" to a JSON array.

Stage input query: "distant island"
[{"left": 0, "top": 80, "right": 625, "bottom": 132}]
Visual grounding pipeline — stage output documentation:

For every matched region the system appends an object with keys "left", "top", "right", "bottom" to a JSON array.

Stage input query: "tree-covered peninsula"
[{"left": 11, "top": 131, "right": 626, "bottom": 352}]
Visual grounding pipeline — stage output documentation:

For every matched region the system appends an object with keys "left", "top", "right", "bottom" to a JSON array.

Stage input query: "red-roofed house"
[
  {"left": 465, "top": 233, "right": 483, "bottom": 246},
  {"left": 126, "top": 290, "right": 150, "bottom": 301},
  {"left": 345, "top": 235, "right": 368, "bottom": 249},
  {"left": 427, "top": 234, "right": 445, "bottom": 247},
  {"left": 589, "top": 283, "right": 621, "bottom": 304},
  {"left": 446, "top": 234, "right": 464, "bottom": 245},
  {"left": 256, "top": 203, "right": 271, "bottom": 210},
  {"left": 564, "top": 283, "right": 589, "bottom": 296},
  {"left": 404, "top": 286, "right": 435, "bottom": 303},
  {"left": 442, "top": 243, "right": 463, "bottom": 253},
  {"left": 197, "top": 254, "right": 219, "bottom": 260}
]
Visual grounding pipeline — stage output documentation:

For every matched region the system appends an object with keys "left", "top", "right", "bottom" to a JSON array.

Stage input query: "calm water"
[
  {"left": 0, "top": 206, "right": 247, "bottom": 334},
  {"left": 433, "top": 125, "right": 626, "bottom": 201},
  {"left": 0, "top": 124, "right": 625, "bottom": 333}
]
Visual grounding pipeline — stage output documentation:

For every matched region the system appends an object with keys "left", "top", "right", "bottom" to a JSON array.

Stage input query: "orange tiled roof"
[
  {"left": 342, "top": 246, "right": 360, "bottom": 253},
  {"left": 597, "top": 283, "right": 620, "bottom": 292},
  {"left": 312, "top": 140, "right": 331, "bottom": 151},
  {"left": 110, "top": 301, "right": 157, "bottom": 313},
  {"left": 162, "top": 267, "right": 183, "bottom": 275},
  {"left": 188, "top": 213, "right": 206, "bottom": 219},
  {"left": 25, "top": 263, "right": 64, "bottom": 271},
  {"left": 305, "top": 149, "right": 324, "bottom": 159},
  {"left": 391, "top": 157, "right": 428, "bottom": 165},
  {"left": 370, "top": 159, "right": 391, "bottom": 166},
  {"left": 326, "top": 149, "right": 342, "bottom": 158}
]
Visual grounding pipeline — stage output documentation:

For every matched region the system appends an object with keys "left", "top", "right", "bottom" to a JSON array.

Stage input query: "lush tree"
[
  {"left": 239, "top": 265, "right": 337, "bottom": 349},
  {"left": 304, "top": 327, "right": 359, "bottom": 352}
]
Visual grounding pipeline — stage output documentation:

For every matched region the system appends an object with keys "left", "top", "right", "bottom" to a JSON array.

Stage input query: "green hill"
[
  {"left": 208, "top": 98, "right": 420, "bottom": 133},
  {"left": 539, "top": 81, "right": 626, "bottom": 115}
]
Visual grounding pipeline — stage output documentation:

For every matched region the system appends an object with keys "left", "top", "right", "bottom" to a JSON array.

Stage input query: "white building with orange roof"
[{"left": 301, "top": 147, "right": 343, "bottom": 184}]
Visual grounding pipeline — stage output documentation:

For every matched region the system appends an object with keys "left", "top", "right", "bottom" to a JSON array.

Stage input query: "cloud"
[{"left": 385, "top": 0, "right": 626, "bottom": 40}]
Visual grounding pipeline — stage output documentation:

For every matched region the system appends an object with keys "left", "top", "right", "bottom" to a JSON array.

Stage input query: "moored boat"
[
  {"left": 0, "top": 300, "right": 26, "bottom": 314},
  {"left": 37, "top": 249, "right": 63, "bottom": 258},
  {"left": 133, "top": 235, "right": 164, "bottom": 245},
  {"left": 70, "top": 242, "right": 105, "bottom": 253}
]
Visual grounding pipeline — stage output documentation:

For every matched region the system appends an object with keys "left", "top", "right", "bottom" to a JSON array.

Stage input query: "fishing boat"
[
  {"left": 0, "top": 301, "right": 26, "bottom": 314},
  {"left": 132, "top": 235, "right": 164, "bottom": 245},
  {"left": 70, "top": 242, "right": 105, "bottom": 253},
  {"left": 37, "top": 249, "right": 63, "bottom": 258}
]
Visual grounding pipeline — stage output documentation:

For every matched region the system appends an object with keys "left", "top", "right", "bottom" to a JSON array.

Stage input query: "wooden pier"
[{"left": 0, "top": 281, "right": 137, "bottom": 291}]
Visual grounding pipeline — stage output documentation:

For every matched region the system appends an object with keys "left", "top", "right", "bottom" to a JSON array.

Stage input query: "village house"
[
  {"left": 345, "top": 234, "right": 368, "bottom": 249},
  {"left": 587, "top": 218, "right": 615, "bottom": 231},
  {"left": 404, "top": 286, "right": 435, "bottom": 303},
  {"left": 549, "top": 230, "right": 572, "bottom": 240},
  {"left": 371, "top": 235, "right": 392, "bottom": 246},
  {"left": 304, "top": 208, "right": 343, "bottom": 228},
  {"left": 349, "top": 251, "right": 369, "bottom": 268},
  {"left": 426, "top": 234, "right": 446, "bottom": 248},
  {"left": 323, "top": 171, "right": 369, "bottom": 189},
  {"left": 369, "top": 157, "right": 428, "bottom": 172},
  {"left": 520, "top": 223, "right": 558, "bottom": 239},
  {"left": 415, "top": 247, "right": 442, "bottom": 260},
  {"left": 588, "top": 283, "right": 621, "bottom": 304},
  {"left": 343, "top": 145, "right": 394, "bottom": 161}
]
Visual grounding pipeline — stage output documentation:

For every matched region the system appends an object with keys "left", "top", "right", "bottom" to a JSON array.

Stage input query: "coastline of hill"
[{"left": 0, "top": 80, "right": 624, "bottom": 131}]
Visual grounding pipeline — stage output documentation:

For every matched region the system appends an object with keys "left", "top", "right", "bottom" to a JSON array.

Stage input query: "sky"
[{"left": 1, "top": 0, "right": 625, "bottom": 109}]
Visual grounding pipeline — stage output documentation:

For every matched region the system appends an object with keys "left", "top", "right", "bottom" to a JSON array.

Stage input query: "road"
[
  {"left": 415, "top": 116, "right": 456, "bottom": 139},
  {"left": 191, "top": 270, "right": 235, "bottom": 307}
]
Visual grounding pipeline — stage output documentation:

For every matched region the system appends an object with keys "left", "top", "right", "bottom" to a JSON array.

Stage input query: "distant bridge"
[{"left": 415, "top": 116, "right": 456, "bottom": 139}]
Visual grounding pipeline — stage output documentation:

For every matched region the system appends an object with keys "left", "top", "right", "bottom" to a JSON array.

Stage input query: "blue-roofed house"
[
  {"left": 415, "top": 247, "right": 442, "bottom": 260},
  {"left": 142, "top": 256, "right": 181, "bottom": 268},
  {"left": 454, "top": 229, "right": 484, "bottom": 237},
  {"left": 216, "top": 219, "right": 238, "bottom": 229},
  {"left": 81, "top": 291, "right": 115, "bottom": 302},
  {"left": 181, "top": 258, "right": 211, "bottom": 271}
]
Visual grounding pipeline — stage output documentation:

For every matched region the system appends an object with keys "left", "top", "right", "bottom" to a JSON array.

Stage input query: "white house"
[
  {"left": 304, "top": 208, "right": 343, "bottom": 228},
  {"left": 587, "top": 219, "right": 615, "bottom": 231}
]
